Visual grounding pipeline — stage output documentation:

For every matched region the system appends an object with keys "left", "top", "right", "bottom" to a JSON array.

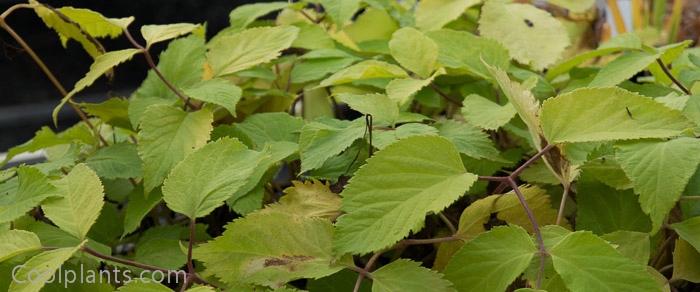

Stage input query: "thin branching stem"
[
  {"left": 556, "top": 185, "right": 569, "bottom": 225},
  {"left": 439, "top": 212, "right": 457, "bottom": 235},
  {"left": 122, "top": 28, "right": 196, "bottom": 109},
  {"left": 507, "top": 178, "right": 546, "bottom": 289},
  {"left": 656, "top": 58, "right": 690, "bottom": 95},
  {"left": 0, "top": 6, "right": 109, "bottom": 145}
]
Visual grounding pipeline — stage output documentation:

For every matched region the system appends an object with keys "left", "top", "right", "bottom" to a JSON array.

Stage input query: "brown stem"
[
  {"left": 507, "top": 178, "right": 546, "bottom": 289},
  {"left": 0, "top": 12, "right": 109, "bottom": 146},
  {"left": 510, "top": 144, "right": 555, "bottom": 178},
  {"left": 439, "top": 212, "right": 457, "bottom": 235},
  {"left": 122, "top": 28, "right": 196, "bottom": 109},
  {"left": 556, "top": 184, "right": 570, "bottom": 225},
  {"left": 430, "top": 84, "right": 462, "bottom": 106},
  {"left": 399, "top": 235, "right": 459, "bottom": 246},
  {"left": 351, "top": 251, "right": 382, "bottom": 292},
  {"left": 82, "top": 246, "right": 177, "bottom": 275},
  {"left": 656, "top": 58, "right": 690, "bottom": 94},
  {"left": 680, "top": 196, "right": 700, "bottom": 200},
  {"left": 186, "top": 219, "right": 196, "bottom": 275}
]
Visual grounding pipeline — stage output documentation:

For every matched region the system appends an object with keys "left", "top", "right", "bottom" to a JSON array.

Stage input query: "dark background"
[{"left": 0, "top": 0, "right": 267, "bottom": 151}]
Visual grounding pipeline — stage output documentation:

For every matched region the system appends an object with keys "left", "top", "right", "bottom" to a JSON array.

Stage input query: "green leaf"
[
  {"left": 319, "top": 0, "right": 361, "bottom": 27},
  {"left": 129, "top": 36, "right": 206, "bottom": 126},
  {"left": 52, "top": 49, "right": 140, "bottom": 125},
  {"left": 443, "top": 225, "right": 537, "bottom": 292},
  {"left": 299, "top": 119, "right": 366, "bottom": 173},
  {"left": 616, "top": 138, "right": 700, "bottom": 231},
  {"left": 435, "top": 120, "right": 502, "bottom": 161},
  {"left": 388, "top": 27, "right": 439, "bottom": 78},
  {"left": 308, "top": 270, "right": 371, "bottom": 292},
  {"left": 183, "top": 78, "right": 242, "bottom": 117},
  {"left": 117, "top": 279, "right": 171, "bottom": 292},
  {"left": 2, "top": 126, "right": 93, "bottom": 166},
  {"left": 319, "top": 60, "right": 408, "bottom": 87},
  {"left": 85, "top": 143, "right": 143, "bottom": 179},
  {"left": 138, "top": 105, "right": 213, "bottom": 194},
  {"left": 234, "top": 112, "right": 304, "bottom": 150},
  {"left": 80, "top": 98, "right": 131, "bottom": 129},
  {"left": 601, "top": 231, "right": 650, "bottom": 265},
  {"left": 0, "top": 167, "right": 57, "bottom": 224},
  {"left": 195, "top": 212, "right": 343, "bottom": 287},
  {"left": 546, "top": 0, "right": 595, "bottom": 12},
  {"left": 337, "top": 93, "right": 399, "bottom": 125},
  {"left": 31, "top": 3, "right": 132, "bottom": 58},
  {"left": 461, "top": 94, "right": 516, "bottom": 130},
  {"left": 456, "top": 185, "right": 563, "bottom": 239},
  {"left": 576, "top": 175, "right": 651, "bottom": 234},
  {"left": 122, "top": 187, "right": 162, "bottom": 237},
  {"left": 415, "top": 0, "right": 481, "bottom": 31},
  {"left": 133, "top": 228, "right": 187, "bottom": 270},
  {"left": 261, "top": 180, "right": 341, "bottom": 220},
  {"left": 0, "top": 230, "right": 41, "bottom": 262},
  {"left": 427, "top": 29, "right": 510, "bottom": 79},
  {"left": 141, "top": 23, "right": 200, "bottom": 47},
  {"left": 207, "top": 26, "right": 299, "bottom": 76},
  {"left": 291, "top": 55, "right": 359, "bottom": 84},
  {"left": 163, "top": 138, "right": 265, "bottom": 218},
  {"left": 671, "top": 216, "right": 700, "bottom": 252},
  {"left": 385, "top": 73, "right": 439, "bottom": 107},
  {"left": 549, "top": 231, "right": 660, "bottom": 292},
  {"left": 486, "top": 63, "right": 543, "bottom": 147},
  {"left": 371, "top": 259, "right": 456, "bottom": 292},
  {"left": 42, "top": 164, "right": 104, "bottom": 240},
  {"left": 228, "top": 2, "right": 288, "bottom": 29},
  {"left": 546, "top": 33, "right": 642, "bottom": 80},
  {"left": 541, "top": 87, "right": 691, "bottom": 143},
  {"left": 334, "top": 136, "right": 477, "bottom": 255},
  {"left": 479, "top": 0, "right": 569, "bottom": 70},
  {"left": 9, "top": 243, "right": 84, "bottom": 292},
  {"left": 589, "top": 51, "right": 659, "bottom": 87},
  {"left": 672, "top": 238, "right": 700, "bottom": 282},
  {"left": 373, "top": 124, "right": 439, "bottom": 149}
]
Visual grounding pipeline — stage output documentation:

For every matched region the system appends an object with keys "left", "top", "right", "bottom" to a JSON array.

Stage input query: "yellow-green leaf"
[
  {"left": 207, "top": 26, "right": 299, "bottom": 76},
  {"left": 42, "top": 164, "right": 104, "bottom": 240},
  {"left": 541, "top": 87, "right": 691, "bottom": 143},
  {"left": 141, "top": 23, "right": 200, "bottom": 47},
  {"left": 479, "top": 0, "right": 570, "bottom": 70},
  {"left": 388, "top": 27, "right": 439, "bottom": 78},
  {"left": 52, "top": 49, "right": 141, "bottom": 125}
]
